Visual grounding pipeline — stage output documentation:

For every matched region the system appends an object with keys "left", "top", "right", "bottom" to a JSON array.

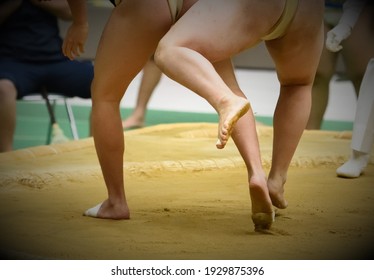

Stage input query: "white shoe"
[{"left": 336, "top": 151, "right": 369, "bottom": 178}]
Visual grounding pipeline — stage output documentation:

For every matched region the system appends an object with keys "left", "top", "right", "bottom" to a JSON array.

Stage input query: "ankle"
[{"left": 351, "top": 150, "right": 369, "bottom": 160}]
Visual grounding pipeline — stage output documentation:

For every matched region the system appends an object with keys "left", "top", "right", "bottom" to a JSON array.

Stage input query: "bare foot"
[
  {"left": 122, "top": 116, "right": 144, "bottom": 130},
  {"left": 249, "top": 174, "right": 275, "bottom": 231},
  {"left": 84, "top": 199, "right": 130, "bottom": 219},
  {"left": 216, "top": 96, "right": 250, "bottom": 149},
  {"left": 267, "top": 177, "right": 288, "bottom": 209}
]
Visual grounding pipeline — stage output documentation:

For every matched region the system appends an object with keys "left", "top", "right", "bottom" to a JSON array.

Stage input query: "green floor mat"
[{"left": 13, "top": 102, "right": 353, "bottom": 150}]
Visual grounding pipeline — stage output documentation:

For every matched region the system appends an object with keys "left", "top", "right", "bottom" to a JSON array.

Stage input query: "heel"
[{"left": 251, "top": 211, "right": 275, "bottom": 231}]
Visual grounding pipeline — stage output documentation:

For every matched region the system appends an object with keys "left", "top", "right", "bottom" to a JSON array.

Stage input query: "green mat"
[{"left": 13, "top": 101, "right": 353, "bottom": 150}]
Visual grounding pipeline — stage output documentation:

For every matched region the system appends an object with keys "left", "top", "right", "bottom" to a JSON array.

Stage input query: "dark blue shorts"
[{"left": 0, "top": 59, "right": 93, "bottom": 99}]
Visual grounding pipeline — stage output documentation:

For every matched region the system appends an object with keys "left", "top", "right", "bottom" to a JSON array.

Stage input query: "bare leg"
[
  {"left": 156, "top": 45, "right": 250, "bottom": 149},
  {"left": 122, "top": 58, "right": 162, "bottom": 129},
  {"left": 85, "top": 0, "right": 172, "bottom": 219},
  {"left": 265, "top": 1, "right": 324, "bottom": 209},
  {"left": 306, "top": 23, "right": 338, "bottom": 130},
  {"left": 268, "top": 84, "right": 314, "bottom": 209},
  {"left": 215, "top": 59, "right": 274, "bottom": 230},
  {"left": 0, "top": 79, "right": 17, "bottom": 152},
  {"left": 337, "top": 58, "right": 374, "bottom": 178},
  {"left": 155, "top": 0, "right": 324, "bottom": 223},
  {"left": 154, "top": 0, "right": 283, "bottom": 149}
]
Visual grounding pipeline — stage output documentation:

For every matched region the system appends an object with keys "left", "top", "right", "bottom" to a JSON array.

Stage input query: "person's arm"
[
  {"left": 326, "top": 0, "right": 367, "bottom": 52},
  {"left": 62, "top": 0, "right": 88, "bottom": 60},
  {"left": 0, "top": 0, "right": 22, "bottom": 25}
]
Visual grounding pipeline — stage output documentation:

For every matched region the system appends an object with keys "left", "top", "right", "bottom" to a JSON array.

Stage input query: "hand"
[
  {"left": 325, "top": 23, "right": 352, "bottom": 52},
  {"left": 62, "top": 22, "right": 88, "bottom": 60}
]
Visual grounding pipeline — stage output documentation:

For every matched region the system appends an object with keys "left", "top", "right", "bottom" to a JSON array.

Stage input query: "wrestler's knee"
[
  {"left": 90, "top": 78, "right": 122, "bottom": 104},
  {"left": 153, "top": 38, "right": 172, "bottom": 71}
]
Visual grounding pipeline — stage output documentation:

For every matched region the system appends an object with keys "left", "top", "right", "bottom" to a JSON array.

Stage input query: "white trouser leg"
[
  {"left": 351, "top": 58, "right": 374, "bottom": 153},
  {"left": 337, "top": 58, "right": 374, "bottom": 178}
]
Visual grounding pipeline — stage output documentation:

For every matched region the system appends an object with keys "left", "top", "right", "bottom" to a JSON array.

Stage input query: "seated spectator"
[{"left": 0, "top": 0, "right": 93, "bottom": 152}]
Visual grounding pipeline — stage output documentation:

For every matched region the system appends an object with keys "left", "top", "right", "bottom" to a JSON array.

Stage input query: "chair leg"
[
  {"left": 41, "top": 88, "right": 57, "bottom": 144},
  {"left": 46, "top": 122, "right": 52, "bottom": 144},
  {"left": 64, "top": 99, "right": 79, "bottom": 140},
  {"left": 41, "top": 88, "right": 73, "bottom": 144}
]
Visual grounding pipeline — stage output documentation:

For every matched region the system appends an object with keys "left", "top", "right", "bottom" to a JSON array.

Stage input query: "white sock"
[{"left": 84, "top": 203, "right": 103, "bottom": 217}]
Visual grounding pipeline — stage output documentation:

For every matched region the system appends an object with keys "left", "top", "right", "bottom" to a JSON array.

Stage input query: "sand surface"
[{"left": 0, "top": 123, "right": 373, "bottom": 260}]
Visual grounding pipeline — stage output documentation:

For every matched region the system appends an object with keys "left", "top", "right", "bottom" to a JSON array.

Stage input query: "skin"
[
  {"left": 63, "top": 0, "right": 324, "bottom": 230},
  {"left": 63, "top": 0, "right": 271, "bottom": 228},
  {"left": 89, "top": 0, "right": 251, "bottom": 219},
  {"left": 154, "top": 0, "right": 325, "bottom": 209},
  {"left": 122, "top": 58, "right": 162, "bottom": 129}
]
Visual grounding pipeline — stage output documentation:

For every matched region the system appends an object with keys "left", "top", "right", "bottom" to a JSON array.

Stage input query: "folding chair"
[{"left": 22, "top": 87, "right": 79, "bottom": 144}]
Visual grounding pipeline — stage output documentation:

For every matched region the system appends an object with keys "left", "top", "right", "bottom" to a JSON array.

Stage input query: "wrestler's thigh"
[
  {"left": 267, "top": 34, "right": 323, "bottom": 86},
  {"left": 92, "top": 0, "right": 172, "bottom": 100},
  {"left": 265, "top": 3, "right": 324, "bottom": 85},
  {"left": 161, "top": 0, "right": 265, "bottom": 62}
]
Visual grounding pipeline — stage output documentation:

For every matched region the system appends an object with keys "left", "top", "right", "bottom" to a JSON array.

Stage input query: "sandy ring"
[{"left": 0, "top": 123, "right": 371, "bottom": 190}]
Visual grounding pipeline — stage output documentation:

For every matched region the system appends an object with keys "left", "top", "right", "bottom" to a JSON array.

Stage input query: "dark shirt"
[
  {"left": 0, "top": 0, "right": 66, "bottom": 62},
  {"left": 325, "top": 0, "right": 344, "bottom": 9}
]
